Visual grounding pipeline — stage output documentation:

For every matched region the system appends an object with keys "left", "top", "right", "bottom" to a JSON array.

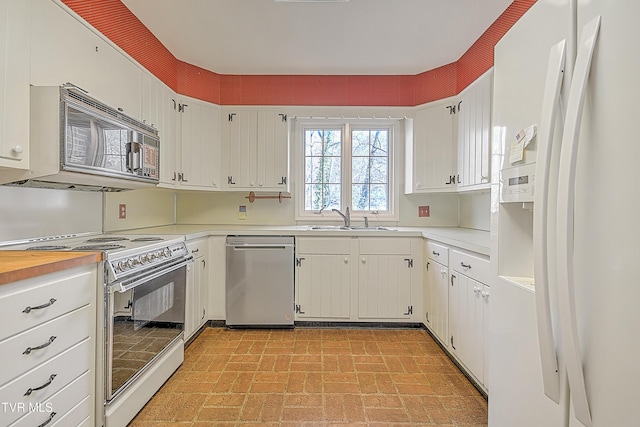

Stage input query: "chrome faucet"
[{"left": 332, "top": 207, "right": 350, "bottom": 227}]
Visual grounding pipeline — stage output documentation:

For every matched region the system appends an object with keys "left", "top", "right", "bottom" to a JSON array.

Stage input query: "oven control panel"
[{"left": 108, "top": 242, "right": 189, "bottom": 280}]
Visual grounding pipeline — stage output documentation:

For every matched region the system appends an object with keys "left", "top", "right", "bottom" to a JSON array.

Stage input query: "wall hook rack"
[{"left": 245, "top": 191, "right": 291, "bottom": 203}]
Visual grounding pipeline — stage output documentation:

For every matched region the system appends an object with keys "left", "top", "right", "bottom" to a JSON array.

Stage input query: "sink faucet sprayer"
[{"left": 332, "top": 207, "right": 350, "bottom": 227}]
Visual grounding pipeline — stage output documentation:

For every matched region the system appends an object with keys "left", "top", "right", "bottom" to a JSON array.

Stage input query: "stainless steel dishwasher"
[{"left": 225, "top": 236, "right": 295, "bottom": 327}]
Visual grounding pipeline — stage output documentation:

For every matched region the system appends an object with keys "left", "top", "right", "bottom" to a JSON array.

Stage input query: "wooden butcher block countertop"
[{"left": 0, "top": 251, "right": 102, "bottom": 285}]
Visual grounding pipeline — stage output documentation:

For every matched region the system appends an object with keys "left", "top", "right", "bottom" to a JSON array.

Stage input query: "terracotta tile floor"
[{"left": 129, "top": 327, "right": 488, "bottom": 426}]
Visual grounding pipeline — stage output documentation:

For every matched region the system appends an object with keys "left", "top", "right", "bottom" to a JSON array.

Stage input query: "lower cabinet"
[
  {"left": 0, "top": 263, "right": 98, "bottom": 427},
  {"left": 295, "top": 238, "right": 353, "bottom": 320},
  {"left": 185, "top": 238, "right": 209, "bottom": 340},
  {"left": 294, "top": 236, "right": 422, "bottom": 323},
  {"left": 423, "top": 240, "right": 490, "bottom": 391}
]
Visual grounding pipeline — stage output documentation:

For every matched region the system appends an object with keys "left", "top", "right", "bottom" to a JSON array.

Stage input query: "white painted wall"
[
  {"left": 459, "top": 191, "right": 491, "bottom": 231},
  {"left": 103, "top": 188, "right": 176, "bottom": 232}
]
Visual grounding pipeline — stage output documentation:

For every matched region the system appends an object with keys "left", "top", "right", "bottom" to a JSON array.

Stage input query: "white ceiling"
[{"left": 120, "top": 0, "right": 514, "bottom": 75}]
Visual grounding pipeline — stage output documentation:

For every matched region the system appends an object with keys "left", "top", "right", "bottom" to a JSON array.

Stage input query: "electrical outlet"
[
  {"left": 238, "top": 205, "right": 247, "bottom": 220},
  {"left": 418, "top": 205, "right": 430, "bottom": 217},
  {"left": 118, "top": 204, "right": 127, "bottom": 219}
]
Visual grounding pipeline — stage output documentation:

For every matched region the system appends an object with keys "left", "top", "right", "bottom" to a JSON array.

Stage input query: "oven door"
[{"left": 105, "top": 258, "right": 189, "bottom": 402}]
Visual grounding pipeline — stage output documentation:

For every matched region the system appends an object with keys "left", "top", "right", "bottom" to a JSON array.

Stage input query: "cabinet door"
[
  {"left": 426, "top": 260, "right": 449, "bottom": 345},
  {"left": 409, "top": 102, "right": 455, "bottom": 192},
  {"left": 156, "top": 86, "right": 179, "bottom": 187},
  {"left": 179, "top": 98, "right": 221, "bottom": 190},
  {"left": 296, "top": 254, "right": 350, "bottom": 319},
  {"left": 30, "top": 0, "right": 141, "bottom": 118},
  {"left": 184, "top": 261, "right": 196, "bottom": 339},
  {"left": 358, "top": 255, "right": 412, "bottom": 319},
  {"left": 457, "top": 71, "right": 492, "bottom": 190},
  {"left": 257, "top": 111, "right": 289, "bottom": 190},
  {"left": 225, "top": 110, "right": 257, "bottom": 189},
  {"left": 0, "top": 0, "right": 29, "bottom": 172}
]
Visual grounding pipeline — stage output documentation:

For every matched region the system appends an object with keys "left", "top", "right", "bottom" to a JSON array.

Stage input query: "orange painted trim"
[{"left": 62, "top": 0, "right": 536, "bottom": 106}]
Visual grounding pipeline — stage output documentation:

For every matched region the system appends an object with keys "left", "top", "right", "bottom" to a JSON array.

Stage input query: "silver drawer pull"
[
  {"left": 23, "top": 336, "right": 56, "bottom": 355},
  {"left": 37, "top": 412, "right": 57, "bottom": 427},
  {"left": 24, "top": 374, "right": 57, "bottom": 396},
  {"left": 461, "top": 262, "right": 472, "bottom": 269},
  {"left": 23, "top": 298, "right": 57, "bottom": 314}
]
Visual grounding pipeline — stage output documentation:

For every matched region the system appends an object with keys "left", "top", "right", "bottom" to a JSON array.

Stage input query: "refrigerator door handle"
[
  {"left": 533, "top": 39, "right": 566, "bottom": 405},
  {"left": 557, "top": 16, "right": 601, "bottom": 427}
]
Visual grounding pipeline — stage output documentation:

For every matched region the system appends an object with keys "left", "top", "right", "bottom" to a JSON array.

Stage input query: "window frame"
[{"left": 295, "top": 118, "right": 400, "bottom": 222}]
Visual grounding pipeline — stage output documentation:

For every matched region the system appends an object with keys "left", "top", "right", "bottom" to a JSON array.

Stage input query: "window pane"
[
  {"left": 305, "top": 157, "right": 323, "bottom": 183},
  {"left": 323, "top": 130, "right": 342, "bottom": 156},
  {"left": 352, "top": 184, "right": 369, "bottom": 211},
  {"left": 369, "top": 184, "right": 388, "bottom": 210},
  {"left": 371, "top": 129, "right": 388, "bottom": 156},
  {"left": 324, "top": 184, "right": 341, "bottom": 209},
  {"left": 305, "top": 184, "right": 323, "bottom": 210},
  {"left": 352, "top": 130, "right": 370, "bottom": 156},
  {"left": 369, "top": 157, "right": 388, "bottom": 183},
  {"left": 351, "top": 157, "right": 369, "bottom": 184},
  {"left": 305, "top": 130, "right": 323, "bottom": 156},
  {"left": 322, "top": 156, "right": 341, "bottom": 184}
]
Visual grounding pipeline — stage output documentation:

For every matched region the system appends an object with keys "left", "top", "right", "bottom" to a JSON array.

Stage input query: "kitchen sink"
[{"left": 306, "top": 225, "right": 395, "bottom": 231}]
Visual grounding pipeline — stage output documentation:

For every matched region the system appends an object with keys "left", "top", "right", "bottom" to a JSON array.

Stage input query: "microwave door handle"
[{"left": 126, "top": 141, "right": 142, "bottom": 172}]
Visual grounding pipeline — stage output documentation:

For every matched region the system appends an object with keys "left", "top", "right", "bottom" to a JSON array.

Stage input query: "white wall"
[
  {"left": 103, "top": 188, "right": 176, "bottom": 232},
  {"left": 459, "top": 191, "right": 491, "bottom": 231}
]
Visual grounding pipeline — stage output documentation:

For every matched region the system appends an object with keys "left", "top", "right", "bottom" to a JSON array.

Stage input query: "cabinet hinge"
[
  {"left": 279, "top": 176, "right": 287, "bottom": 185},
  {"left": 404, "top": 258, "right": 413, "bottom": 268},
  {"left": 296, "top": 257, "right": 305, "bottom": 267},
  {"left": 295, "top": 304, "right": 305, "bottom": 314},
  {"left": 228, "top": 113, "right": 236, "bottom": 122},
  {"left": 178, "top": 103, "right": 188, "bottom": 113},
  {"left": 228, "top": 176, "right": 236, "bottom": 185},
  {"left": 446, "top": 105, "right": 457, "bottom": 115},
  {"left": 279, "top": 113, "right": 287, "bottom": 123},
  {"left": 403, "top": 305, "right": 413, "bottom": 316}
]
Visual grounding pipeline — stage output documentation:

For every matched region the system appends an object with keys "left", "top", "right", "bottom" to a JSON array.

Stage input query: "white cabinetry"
[
  {"left": 424, "top": 241, "right": 449, "bottom": 344},
  {"left": 222, "top": 109, "right": 290, "bottom": 192},
  {"left": 456, "top": 70, "right": 492, "bottom": 191},
  {"left": 185, "top": 238, "right": 209, "bottom": 340},
  {"left": 405, "top": 98, "right": 457, "bottom": 193},
  {"left": 0, "top": 0, "right": 30, "bottom": 176},
  {"left": 30, "top": 0, "right": 141, "bottom": 118},
  {"left": 295, "top": 237, "right": 353, "bottom": 320},
  {"left": 358, "top": 238, "right": 416, "bottom": 320},
  {"left": 0, "top": 263, "right": 98, "bottom": 427},
  {"left": 448, "top": 249, "right": 490, "bottom": 388},
  {"left": 168, "top": 96, "right": 221, "bottom": 190}
]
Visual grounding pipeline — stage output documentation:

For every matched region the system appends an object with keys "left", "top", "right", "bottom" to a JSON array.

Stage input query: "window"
[{"left": 297, "top": 119, "right": 398, "bottom": 220}]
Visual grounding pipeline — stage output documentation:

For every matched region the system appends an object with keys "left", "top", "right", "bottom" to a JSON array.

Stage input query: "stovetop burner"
[
  {"left": 73, "top": 244, "right": 126, "bottom": 251},
  {"left": 130, "top": 237, "right": 164, "bottom": 242},
  {"left": 85, "top": 237, "right": 130, "bottom": 243},
  {"left": 26, "top": 245, "right": 71, "bottom": 251}
]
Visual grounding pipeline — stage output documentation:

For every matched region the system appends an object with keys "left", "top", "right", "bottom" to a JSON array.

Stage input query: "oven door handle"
[{"left": 109, "top": 257, "right": 193, "bottom": 293}]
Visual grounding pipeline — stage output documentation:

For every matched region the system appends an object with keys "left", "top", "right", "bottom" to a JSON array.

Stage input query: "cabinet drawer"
[
  {"left": 52, "top": 395, "right": 92, "bottom": 427},
  {"left": 0, "top": 339, "right": 92, "bottom": 426},
  {"left": 358, "top": 238, "right": 411, "bottom": 255},
  {"left": 0, "top": 266, "right": 95, "bottom": 340},
  {"left": 11, "top": 370, "right": 92, "bottom": 427},
  {"left": 0, "top": 306, "right": 93, "bottom": 385},
  {"left": 426, "top": 241, "right": 449, "bottom": 264},
  {"left": 298, "top": 238, "right": 351, "bottom": 254},
  {"left": 450, "top": 250, "right": 490, "bottom": 284},
  {"left": 186, "top": 238, "right": 208, "bottom": 258}
]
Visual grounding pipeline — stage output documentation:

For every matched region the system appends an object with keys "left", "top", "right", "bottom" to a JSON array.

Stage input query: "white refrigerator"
[{"left": 489, "top": 1, "right": 640, "bottom": 427}]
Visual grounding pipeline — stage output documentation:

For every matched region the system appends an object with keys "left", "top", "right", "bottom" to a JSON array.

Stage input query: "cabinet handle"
[
  {"left": 172, "top": 171, "right": 177, "bottom": 181},
  {"left": 228, "top": 176, "right": 236, "bottom": 185},
  {"left": 426, "top": 261, "right": 430, "bottom": 271},
  {"left": 361, "top": 257, "right": 366, "bottom": 264},
  {"left": 23, "top": 298, "right": 57, "bottom": 314},
  {"left": 11, "top": 145, "right": 23, "bottom": 154},
  {"left": 432, "top": 251, "right": 440, "bottom": 257},
  {"left": 23, "top": 336, "right": 56, "bottom": 355},
  {"left": 461, "top": 262, "right": 472, "bottom": 269},
  {"left": 451, "top": 336, "right": 456, "bottom": 350},
  {"left": 202, "top": 308, "right": 206, "bottom": 320},
  {"left": 181, "top": 173, "right": 188, "bottom": 183},
  {"left": 37, "top": 412, "right": 57, "bottom": 427},
  {"left": 482, "top": 290, "right": 490, "bottom": 299},
  {"left": 191, "top": 248, "right": 199, "bottom": 253},
  {"left": 440, "top": 269, "right": 447, "bottom": 278},
  {"left": 24, "top": 374, "right": 57, "bottom": 396},
  {"left": 344, "top": 257, "right": 349, "bottom": 264}
]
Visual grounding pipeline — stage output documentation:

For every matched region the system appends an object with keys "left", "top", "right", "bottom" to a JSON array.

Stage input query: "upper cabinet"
[
  {"left": 456, "top": 70, "right": 492, "bottom": 191},
  {"left": 0, "top": 0, "right": 30, "bottom": 176},
  {"left": 222, "top": 109, "right": 290, "bottom": 192},
  {"left": 405, "top": 98, "right": 457, "bottom": 193},
  {"left": 30, "top": 0, "right": 141, "bottom": 119}
]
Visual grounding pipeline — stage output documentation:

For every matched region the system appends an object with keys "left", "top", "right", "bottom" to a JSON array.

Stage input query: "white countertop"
[{"left": 115, "top": 224, "right": 490, "bottom": 255}]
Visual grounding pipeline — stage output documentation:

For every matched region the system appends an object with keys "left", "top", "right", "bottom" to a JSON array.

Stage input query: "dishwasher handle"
[{"left": 230, "top": 245, "right": 291, "bottom": 250}]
